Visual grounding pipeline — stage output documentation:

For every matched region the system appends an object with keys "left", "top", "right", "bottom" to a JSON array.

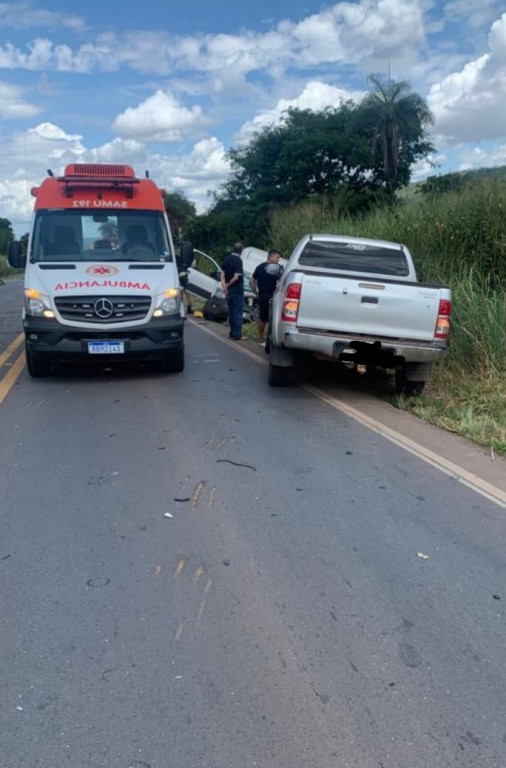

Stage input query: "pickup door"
[{"left": 296, "top": 272, "right": 444, "bottom": 342}]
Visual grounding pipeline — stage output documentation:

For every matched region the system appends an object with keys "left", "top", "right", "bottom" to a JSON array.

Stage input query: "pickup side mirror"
[
  {"left": 7, "top": 241, "right": 27, "bottom": 269},
  {"left": 178, "top": 241, "right": 194, "bottom": 270}
]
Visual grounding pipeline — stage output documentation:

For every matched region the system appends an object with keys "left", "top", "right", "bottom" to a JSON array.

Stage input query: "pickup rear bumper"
[{"left": 283, "top": 328, "right": 447, "bottom": 364}]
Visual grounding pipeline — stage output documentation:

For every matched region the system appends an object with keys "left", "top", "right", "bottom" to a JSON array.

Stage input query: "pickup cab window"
[{"left": 299, "top": 240, "right": 409, "bottom": 277}]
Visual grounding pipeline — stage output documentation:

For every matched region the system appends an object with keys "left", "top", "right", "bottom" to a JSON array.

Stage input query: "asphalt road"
[{"left": 1, "top": 278, "right": 505, "bottom": 768}]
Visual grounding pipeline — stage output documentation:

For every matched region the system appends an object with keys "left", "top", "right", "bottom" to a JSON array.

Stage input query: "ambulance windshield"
[{"left": 30, "top": 210, "right": 173, "bottom": 263}]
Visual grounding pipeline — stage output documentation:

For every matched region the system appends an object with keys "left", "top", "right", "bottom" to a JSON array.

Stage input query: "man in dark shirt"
[
  {"left": 220, "top": 241, "right": 245, "bottom": 340},
  {"left": 249, "top": 249, "right": 283, "bottom": 344}
]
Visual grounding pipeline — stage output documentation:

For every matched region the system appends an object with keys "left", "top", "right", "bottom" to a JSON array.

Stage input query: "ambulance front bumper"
[{"left": 23, "top": 314, "right": 185, "bottom": 360}]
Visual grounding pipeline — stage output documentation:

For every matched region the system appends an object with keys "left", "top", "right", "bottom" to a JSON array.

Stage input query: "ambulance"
[{"left": 8, "top": 164, "right": 194, "bottom": 377}]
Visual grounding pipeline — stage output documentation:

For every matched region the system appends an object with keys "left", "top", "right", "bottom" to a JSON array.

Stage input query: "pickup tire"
[
  {"left": 267, "top": 362, "right": 292, "bottom": 387},
  {"left": 160, "top": 345, "right": 185, "bottom": 373},
  {"left": 26, "top": 347, "right": 52, "bottom": 378},
  {"left": 395, "top": 369, "right": 425, "bottom": 396}
]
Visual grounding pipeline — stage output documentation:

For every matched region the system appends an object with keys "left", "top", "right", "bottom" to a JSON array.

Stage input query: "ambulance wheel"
[
  {"left": 160, "top": 345, "right": 185, "bottom": 373},
  {"left": 26, "top": 347, "right": 52, "bottom": 378}
]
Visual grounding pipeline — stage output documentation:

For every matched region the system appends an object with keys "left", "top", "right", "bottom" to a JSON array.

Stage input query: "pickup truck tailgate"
[{"left": 297, "top": 274, "right": 441, "bottom": 341}]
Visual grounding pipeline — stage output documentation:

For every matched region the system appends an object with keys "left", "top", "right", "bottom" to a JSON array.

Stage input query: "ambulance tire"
[
  {"left": 160, "top": 345, "right": 185, "bottom": 373},
  {"left": 26, "top": 346, "right": 52, "bottom": 378}
]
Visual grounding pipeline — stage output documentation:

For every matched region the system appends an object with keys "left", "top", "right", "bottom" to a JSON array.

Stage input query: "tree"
[
  {"left": 0, "top": 217, "right": 14, "bottom": 256},
  {"left": 164, "top": 191, "right": 196, "bottom": 243},
  {"left": 357, "top": 75, "right": 435, "bottom": 191},
  {"left": 224, "top": 106, "right": 376, "bottom": 208}
]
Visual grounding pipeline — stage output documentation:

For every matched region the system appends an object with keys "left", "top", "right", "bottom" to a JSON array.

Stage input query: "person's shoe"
[{"left": 258, "top": 341, "right": 266, "bottom": 346}]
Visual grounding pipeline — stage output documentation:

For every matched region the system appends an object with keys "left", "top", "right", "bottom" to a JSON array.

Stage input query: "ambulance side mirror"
[
  {"left": 7, "top": 241, "right": 27, "bottom": 269},
  {"left": 178, "top": 241, "right": 194, "bottom": 270}
]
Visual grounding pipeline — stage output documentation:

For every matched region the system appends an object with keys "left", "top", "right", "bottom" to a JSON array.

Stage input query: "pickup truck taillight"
[
  {"left": 281, "top": 283, "right": 302, "bottom": 322},
  {"left": 434, "top": 298, "right": 452, "bottom": 338}
]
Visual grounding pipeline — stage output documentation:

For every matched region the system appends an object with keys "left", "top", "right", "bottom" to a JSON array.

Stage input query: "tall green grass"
[{"left": 0, "top": 255, "right": 18, "bottom": 279}]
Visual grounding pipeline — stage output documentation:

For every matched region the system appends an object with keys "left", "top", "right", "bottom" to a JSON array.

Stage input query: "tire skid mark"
[
  {"left": 196, "top": 598, "right": 207, "bottom": 625},
  {"left": 192, "top": 565, "right": 206, "bottom": 584},
  {"left": 175, "top": 622, "right": 184, "bottom": 641},
  {"left": 173, "top": 557, "right": 187, "bottom": 580},
  {"left": 191, "top": 480, "right": 205, "bottom": 509}
]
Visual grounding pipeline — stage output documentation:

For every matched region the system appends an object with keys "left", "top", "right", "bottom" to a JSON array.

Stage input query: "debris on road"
[
  {"left": 164, "top": 512, "right": 173, "bottom": 519},
  {"left": 416, "top": 552, "right": 430, "bottom": 560},
  {"left": 217, "top": 459, "right": 257, "bottom": 471}
]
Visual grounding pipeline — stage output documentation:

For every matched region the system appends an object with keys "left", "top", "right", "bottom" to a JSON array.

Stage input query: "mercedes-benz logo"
[{"left": 94, "top": 297, "right": 114, "bottom": 319}]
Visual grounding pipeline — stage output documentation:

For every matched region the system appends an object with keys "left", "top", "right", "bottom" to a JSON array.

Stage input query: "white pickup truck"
[{"left": 267, "top": 234, "right": 452, "bottom": 394}]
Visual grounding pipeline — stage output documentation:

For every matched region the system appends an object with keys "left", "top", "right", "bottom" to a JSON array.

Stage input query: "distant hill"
[{"left": 401, "top": 165, "right": 506, "bottom": 198}]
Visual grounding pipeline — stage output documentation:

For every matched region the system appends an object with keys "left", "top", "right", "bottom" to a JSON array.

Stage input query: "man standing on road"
[
  {"left": 221, "top": 241, "right": 245, "bottom": 340},
  {"left": 249, "top": 249, "right": 283, "bottom": 345}
]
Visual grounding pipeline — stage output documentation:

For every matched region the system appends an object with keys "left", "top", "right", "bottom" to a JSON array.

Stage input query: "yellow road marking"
[
  {"left": 0, "top": 332, "right": 24, "bottom": 370},
  {"left": 0, "top": 350, "right": 26, "bottom": 405},
  {"left": 303, "top": 382, "right": 506, "bottom": 509}
]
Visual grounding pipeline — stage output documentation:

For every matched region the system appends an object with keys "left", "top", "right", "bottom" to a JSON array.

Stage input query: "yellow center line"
[
  {"left": 0, "top": 332, "right": 24, "bottom": 369},
  {"left": 0, "top": 350, "right": 26, "bottom": 405}
]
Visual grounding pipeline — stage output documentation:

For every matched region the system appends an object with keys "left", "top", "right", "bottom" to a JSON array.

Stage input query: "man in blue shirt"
[{"left": 220, "top": 242, "right": 245, "bottom": 340}]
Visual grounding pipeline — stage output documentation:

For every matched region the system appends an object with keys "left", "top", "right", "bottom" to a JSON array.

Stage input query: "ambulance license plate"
[{"left": 88, "top": 341, "right": 125, "bottom": 354}]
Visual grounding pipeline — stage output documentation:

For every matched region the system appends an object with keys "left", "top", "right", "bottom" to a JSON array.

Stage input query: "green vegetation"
[
  {"left": 187, "top": 76, "right": 435, "bottom": 256},
  {"left": 269, "top": 175, "right": 506, "bottom": 453}
]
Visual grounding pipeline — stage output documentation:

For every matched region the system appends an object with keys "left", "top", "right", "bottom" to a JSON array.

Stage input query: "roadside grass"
[
  {"left": 0, "top": 255, "right": 21, "bottom": 282},
  {"left": 269, "top": 177, "right": 506, "bottom": 454},
  {"left": 396, "top": 364, "right": 506, "bottom": 456}
]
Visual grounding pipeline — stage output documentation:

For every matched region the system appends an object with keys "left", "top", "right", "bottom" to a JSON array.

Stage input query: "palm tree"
[{"left": 359, "top": 74, "right": 435, "bottom": 191}]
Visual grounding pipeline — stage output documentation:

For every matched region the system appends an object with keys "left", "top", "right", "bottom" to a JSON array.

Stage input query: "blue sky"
[{"left": 1, "top": 0, "right": 506, "bottom": 234}]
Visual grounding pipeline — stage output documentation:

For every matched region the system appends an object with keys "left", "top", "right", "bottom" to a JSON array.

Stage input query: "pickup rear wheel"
[
  {"left": 395, "top": 369, "right": 425, "bottom": 396},
  {"left": 268, "top": 362, "right": 292, "bottom": 387},
  {"left": 26, "top": 347, "right": 52, "bottom": 378}
]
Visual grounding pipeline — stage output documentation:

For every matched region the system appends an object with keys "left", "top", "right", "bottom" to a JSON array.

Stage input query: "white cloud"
[
  {"left": 0, "top": 3, "right": 86, "bottom": 31},
  {"left": 235, "top": 80, "right": 365, "bottom": 144},
  {"left": 111, "top": 90, "right": 210, "bottom": 142},
  {"left": 0, "top": 123, "right": 229, "bottom": 233},
  {"left": 0, "top": 0, "right": 427, "bottom": 82},
  {"left": 0, "top": 81, "right": 39, "bottom": 118},
  {"left": 428, "top": 13, "right": 506, "bottom": 144},
  {"left": 155, "top": 137, "right": 232, "bottom": 212}
]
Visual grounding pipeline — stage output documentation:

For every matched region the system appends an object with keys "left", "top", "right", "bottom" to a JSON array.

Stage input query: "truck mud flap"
[{"left": 269, "top": 343, "right": 294, "bottom": 367}]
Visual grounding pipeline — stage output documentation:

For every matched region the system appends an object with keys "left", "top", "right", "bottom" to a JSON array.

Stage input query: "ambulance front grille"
[{"left": 55, "top": 295, "right": 151, "bottom": 323}]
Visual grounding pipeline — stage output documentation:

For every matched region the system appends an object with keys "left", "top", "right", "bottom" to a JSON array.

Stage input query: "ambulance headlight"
[
  {"left": 154, "top": 288, "right": 180, "bottom": 316},
  {"left": 24, "top": 289, "right": 54, "bottom": 318}
]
